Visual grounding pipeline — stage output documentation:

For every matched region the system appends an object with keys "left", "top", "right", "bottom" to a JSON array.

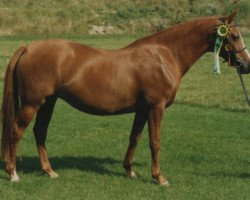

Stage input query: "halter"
[
  {"left": 214, "top": 23, "right": 250, "bottom": 106},
  {"left": 214, "top": 23, "right": 248, "bottom": 70}
]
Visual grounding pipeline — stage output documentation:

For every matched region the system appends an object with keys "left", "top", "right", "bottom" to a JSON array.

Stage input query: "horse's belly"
[
  {"left": 58, "top": 87, "right": 139, "bottom": 115},
  {"left": 63, "top": 99, "right": 137, "bottom": 115}
]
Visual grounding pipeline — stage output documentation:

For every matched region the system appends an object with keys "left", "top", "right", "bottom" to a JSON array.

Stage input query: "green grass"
[{"left": 0, "top": 34, "right": 249, "bottom": 199}]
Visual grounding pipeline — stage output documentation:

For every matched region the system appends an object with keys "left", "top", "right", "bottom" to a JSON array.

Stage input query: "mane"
[
  {"left": 163, "top": 16, "right": 218, "bottom": 33},
  {"left": 127, "top": 16, "right": 219, "bottom": 47}
]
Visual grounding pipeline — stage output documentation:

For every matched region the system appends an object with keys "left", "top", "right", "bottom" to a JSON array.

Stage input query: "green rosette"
[
  {"left": 217, "top": 24, "right": 229, "bottom": 37},
  {"left": 213, "top": 24, "right": 229, "bottom": 74}
]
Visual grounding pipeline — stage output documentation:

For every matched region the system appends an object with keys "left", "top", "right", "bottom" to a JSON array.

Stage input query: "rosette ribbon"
[{"left": 214, "top": 24, "right": 230, "bottom": 74}]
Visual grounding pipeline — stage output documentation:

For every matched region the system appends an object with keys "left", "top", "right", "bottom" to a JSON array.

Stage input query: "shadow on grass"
[
  {"left": 194, "top": 171, "right": 250, "bottom": 179},
  {"left": 211, "top": 172, "right": 250, "bottom": 179},
  {"left": 0, "top": 156, "right": 144, "bottom": 178}
]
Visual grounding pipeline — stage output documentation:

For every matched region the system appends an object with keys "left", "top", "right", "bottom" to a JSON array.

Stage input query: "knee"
[
  {"left": 33, "top": 127, "right": 46, "bottom": 145},
  {"left": 149, "top": 141, "right": 160, "bottom": 152},
  {"left": 11, "top": 127, "right": 22, "bottom": 142},
  {"left": 129, "top": 134, "right": 141, "bottom": 146}
]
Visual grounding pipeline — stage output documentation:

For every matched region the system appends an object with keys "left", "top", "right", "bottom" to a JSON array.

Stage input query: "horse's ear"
[{"left": 224, "top": 11, "right": 238, "bottom": 24}]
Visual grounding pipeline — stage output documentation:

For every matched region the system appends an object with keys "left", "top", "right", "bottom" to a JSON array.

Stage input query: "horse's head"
[{"left": 219, "top": 11, "right": 250, "bottom": 74}]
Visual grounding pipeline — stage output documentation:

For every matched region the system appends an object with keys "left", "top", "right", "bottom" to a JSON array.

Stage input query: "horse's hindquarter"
[{"left": 17, "top": 40, "right": 65, "bottom": 104}]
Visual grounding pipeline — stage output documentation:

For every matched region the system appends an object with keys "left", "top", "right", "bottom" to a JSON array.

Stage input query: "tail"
[{"left": 1, "top": 46, "right": 26, "bottom": 161}]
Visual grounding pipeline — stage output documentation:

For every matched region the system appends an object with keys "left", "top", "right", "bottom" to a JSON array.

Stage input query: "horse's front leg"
[{"left": 148, "top": 103, "right": 169, "bottom": 186}]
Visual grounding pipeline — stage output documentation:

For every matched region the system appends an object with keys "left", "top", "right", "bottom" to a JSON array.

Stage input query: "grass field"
[{"left": 0, "top": 34, "right": 249, "bottom": 200}]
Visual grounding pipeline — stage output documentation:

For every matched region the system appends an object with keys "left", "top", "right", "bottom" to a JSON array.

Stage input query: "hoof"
[
  {"left": 10, "top": 170, "right": 20, "bottom": 182},
  {"left": 43, "top": 170, "right": 59, "bottom": 178},
  {"left": 128, "top": 171, "right": 137, "bottom": 178},
  {"left": 152, "top": 176, "right": 170, "bottom": 187},
  {"left": 50, "top": 172, "right": 59, "bottom": 178},
  {"left": 10, "top": 176, "right": 20, "bottom": 182},
  {"left": 160, "top": 180, "right": 170, "bottom": 187}
]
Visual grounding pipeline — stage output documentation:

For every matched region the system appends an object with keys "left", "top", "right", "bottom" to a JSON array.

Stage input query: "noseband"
[{"left": 233, "top": 46, "right": 247, "bottom": 55}]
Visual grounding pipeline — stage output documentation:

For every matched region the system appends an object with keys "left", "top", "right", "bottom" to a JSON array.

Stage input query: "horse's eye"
[{"left": 231, "top": 34, "right": 240, "bottom": 41}]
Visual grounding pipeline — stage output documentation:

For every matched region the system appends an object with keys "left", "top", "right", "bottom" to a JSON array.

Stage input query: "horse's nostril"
[{"left": 234, "top": 60, "right": 242, "bottom": 67}]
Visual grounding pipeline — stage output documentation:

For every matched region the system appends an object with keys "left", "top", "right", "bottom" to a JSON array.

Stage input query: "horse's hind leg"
[
  {"left": 123, "top": 108, "right": 148, "bottom": 178},
  {"left": 6, "top": 105, "right": 39, "bottom": 182},
  {"left": 33, "top": 96, "right": 58, "bottom": 178}
]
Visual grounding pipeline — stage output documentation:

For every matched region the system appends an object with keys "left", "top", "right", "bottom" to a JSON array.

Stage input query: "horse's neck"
[{"left": 152, "top": 18, "right": 218, "bottom": 76}]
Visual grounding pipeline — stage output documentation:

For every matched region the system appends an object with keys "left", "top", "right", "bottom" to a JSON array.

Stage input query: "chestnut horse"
[{"left": 1, "top": 12, "right": 250, "bottom": 185}]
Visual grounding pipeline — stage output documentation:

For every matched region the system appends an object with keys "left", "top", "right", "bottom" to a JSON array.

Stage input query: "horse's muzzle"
[{"left": 234, "top": 59, "right": 250, "bottom": 74}]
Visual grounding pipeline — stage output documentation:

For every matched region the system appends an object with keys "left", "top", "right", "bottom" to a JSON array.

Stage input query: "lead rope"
[{"left": 236, "top": 68, "right": 250, "bottom": 106}]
